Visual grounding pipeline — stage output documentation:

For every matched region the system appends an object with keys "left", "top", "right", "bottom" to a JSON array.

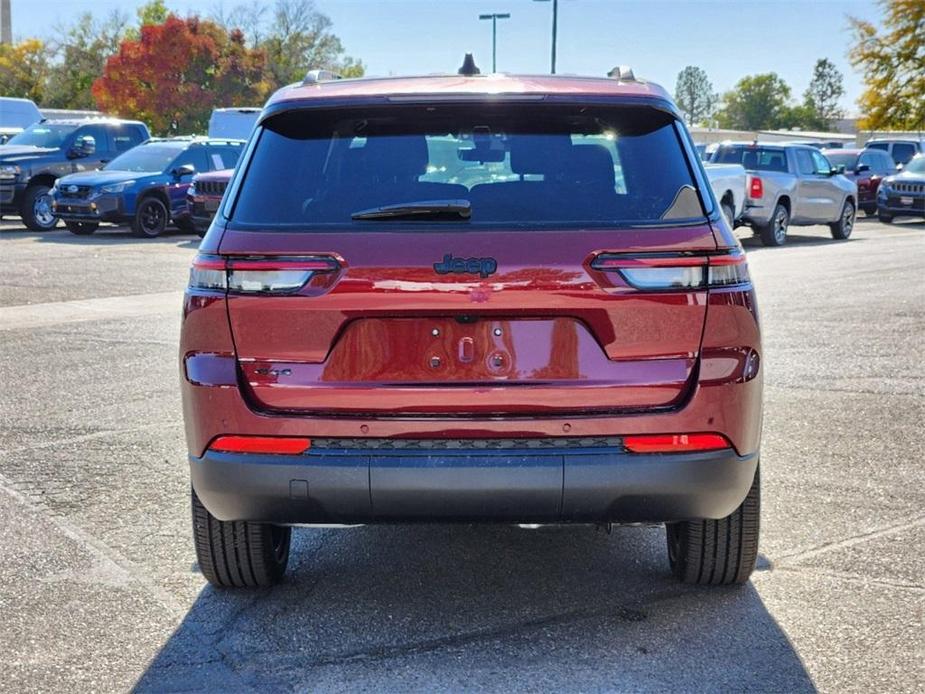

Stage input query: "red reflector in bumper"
[
  {"left": 623, "top": 433, "right": 730, "bottom": 454},
  {"left": 209, "top": 436, "right": 311, "bottom": 455}
]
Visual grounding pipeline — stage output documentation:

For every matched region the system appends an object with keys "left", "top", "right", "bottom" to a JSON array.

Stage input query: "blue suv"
[{"left": 52, "top": 137, "right": 244, "bottom": 237}]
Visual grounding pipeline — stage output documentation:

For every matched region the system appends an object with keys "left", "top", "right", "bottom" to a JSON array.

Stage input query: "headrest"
[
  {"left": 510, "top": 135, "right": 573, "bottom": 175},
  {"left": 742, "top": 151, "right": 758, "bottom": 169},
  {"left": 563, "top": 144, "right": 615, "bottom": 188},
  {"left": 360, "top": 135, "right": 429, "bottom": 180}
]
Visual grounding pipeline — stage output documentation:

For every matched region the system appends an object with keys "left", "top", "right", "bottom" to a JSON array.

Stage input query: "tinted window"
[
  {"left": 826, "top": 152, "right": 859, "bottom": 170},
  {"left": 810, "top": 150, "right": 831, "bottom": 175},
  {"left": 208, "top": 144, "right": 243, "bottom": 171},
  {"left": 905, "top": 157, "right": 925, "bottom": 175},
  {"left": 876, "top": 152, "right": 896, "bottom": 174},
  {"left": 113, "top": 125, "right": 145, "bottom": 152},
  {"left": 867, "top": 142, "right": 889, "bottom": 152},
  {"left": 795, "top": 149, "right": 815, "bottom": 175},
  {"left": 892, "top": 143, "right": 918, "bottom": 166},
  {"left": 171, "top": 146, "right": 211, "bottom": 174},
  {"left": 75, "top": 125, "right": 110, "bottom": 152},
  {"left": 105, "top": 144, "right": 185, "bottom": 173},
  {"left": 230, "top": 104, "right": 703, "bottom": 229},
  {"left": 715, "top": 146, "right": 788, "bottom": 172}
]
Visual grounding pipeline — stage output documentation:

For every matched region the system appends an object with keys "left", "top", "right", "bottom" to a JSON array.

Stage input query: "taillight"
[
  {"left": 188, "top": 254, "right": 339, "bottom": 294},
  {"left": 591, "top": 251, "right": 750, "bottom": 290},
  {"left": 623, "top": 433, "right": 730, "bottom": 454},
  {"left": 749, "top": 176, "right": 763, "bottom": 199},
  {"left": 209, "top": 435, "right": 311, "bottom": 455}
]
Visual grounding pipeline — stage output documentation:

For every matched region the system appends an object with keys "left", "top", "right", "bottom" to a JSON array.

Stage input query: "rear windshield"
[
  {"left": 228, "top": 104, "right": 704, "bottom": 229},
  {"left": 713, "top": 145, "right": 789, "bottom": 172}
]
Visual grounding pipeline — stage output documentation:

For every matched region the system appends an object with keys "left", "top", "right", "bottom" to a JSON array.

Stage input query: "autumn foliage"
[{"left": 91, "top": 16, "right": 271, "bottom": 135}]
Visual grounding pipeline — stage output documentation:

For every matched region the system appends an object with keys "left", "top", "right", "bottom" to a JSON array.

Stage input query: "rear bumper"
[
  {"left": 190, "top": 445, "right": 758, "bottom": 524},
  {"left": 741, "top": 201, "right": 772, "bottom": 226}
]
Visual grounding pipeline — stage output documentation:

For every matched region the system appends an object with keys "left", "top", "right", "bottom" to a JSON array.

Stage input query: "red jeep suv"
[{"left": 181, "top": 64, "right": 763, "bottom": 588}]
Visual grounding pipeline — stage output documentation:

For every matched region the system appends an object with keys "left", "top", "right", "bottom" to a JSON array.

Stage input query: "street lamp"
[
  {"left": 533, "top": 0, "right": 558, "bottom": 74},
  {"left": 479, "top": 12, "right": 511, "bottom": 73}
]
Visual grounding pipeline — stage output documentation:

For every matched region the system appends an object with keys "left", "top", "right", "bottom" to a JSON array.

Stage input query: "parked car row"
[
  {"left": 0, "top": 107, "right": 262, "bottom": 236},
  {"left": 694, "top": 137, "right": 924, "bottom": 245}
]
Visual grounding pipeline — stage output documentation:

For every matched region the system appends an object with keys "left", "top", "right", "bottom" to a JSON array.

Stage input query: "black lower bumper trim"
[{"left": 190, "top": 446, "right": 758, "bottom": 524}]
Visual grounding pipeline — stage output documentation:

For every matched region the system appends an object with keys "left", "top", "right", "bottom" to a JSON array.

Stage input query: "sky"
[{"left": 10, "top": 0, "right": 882, "bottom": 114}]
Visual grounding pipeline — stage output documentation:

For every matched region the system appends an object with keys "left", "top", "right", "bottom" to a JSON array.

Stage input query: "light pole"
[
  {"left": 479, "top": 12, "right": 511, "bottom": 73},
  {"left": 533, "top": 0, "right": 558, "bottom": 74}
]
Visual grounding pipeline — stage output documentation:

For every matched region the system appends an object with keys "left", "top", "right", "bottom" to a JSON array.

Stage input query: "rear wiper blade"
[{"left": 351, "top": 199, "right": 471, "bottom": 221}]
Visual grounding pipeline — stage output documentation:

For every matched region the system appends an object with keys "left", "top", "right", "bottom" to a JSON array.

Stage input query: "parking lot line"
[{"left": 0, "top": 291, "right": 183, "bottom": 330}]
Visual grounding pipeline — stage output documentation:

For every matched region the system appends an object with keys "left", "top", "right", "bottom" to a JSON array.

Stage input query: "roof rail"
[
  {"left": 302, "top": 69, "right": 343, "bottom": 85},
  {"left": 607, "top": 65, "right": 636, "bottom": 81}
]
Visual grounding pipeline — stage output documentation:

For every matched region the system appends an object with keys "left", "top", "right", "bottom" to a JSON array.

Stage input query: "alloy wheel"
[{"left": 33, "top": 193, "right": 56, "bottom": 228}]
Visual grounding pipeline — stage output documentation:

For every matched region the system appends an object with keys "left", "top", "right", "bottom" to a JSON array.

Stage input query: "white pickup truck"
[{"left": 704, "top": 163, "right": 746, "bottom": 225}]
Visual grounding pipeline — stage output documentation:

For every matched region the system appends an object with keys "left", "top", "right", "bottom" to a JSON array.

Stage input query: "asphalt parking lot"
[{"left": 0, "top": 217, "right": 922, "bottom": 693}]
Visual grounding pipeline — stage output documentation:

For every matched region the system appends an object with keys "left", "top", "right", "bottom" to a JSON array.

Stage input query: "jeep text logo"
[{"left": 433, "top": 253, "right": 497, "bottom": 279}]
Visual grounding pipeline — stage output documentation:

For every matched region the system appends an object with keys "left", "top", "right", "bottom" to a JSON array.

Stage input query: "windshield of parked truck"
[
  {"left": 228, "top": 103, "right": 705, "bottom": 229},
  {"left": 904, "top": 157, "right": 925, "bottom": 174},
  {"left": 6, "top": 123, "right": 77, "bottom": 148}
]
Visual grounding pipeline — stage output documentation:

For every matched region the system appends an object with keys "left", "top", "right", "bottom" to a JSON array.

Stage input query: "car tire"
[
  {"left": 878, "top": 213, "right": 893, "bottom": 224},
  {"left": 20, "top": 184, "right": 59, "bottom": 231},
  {"left": 65, "top": 221, "right": 99, "bottom": 235},
  {"left": 131, "top": 196, "right": 169, "bottom": 238},
  {"left": 191, "top": 488, "right": 291, "bottom": 588},
  {"left": 721, "top": 201, "right": 735, "bottom": 227},
  {"left": 829, "top": 199, "right": 855, "bottom": 240},
  {"left": 666, "top": 466, "right": 760, "bottom": 585},
  {"left": 759, "top": 202, "right": 789, "bottom": 246}
]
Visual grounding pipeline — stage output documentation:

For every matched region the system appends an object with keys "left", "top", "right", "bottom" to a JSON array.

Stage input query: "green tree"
[
  {"left": 0, "top": 39, "right": 52, "bottom": 103},
  {"left": 674, "top": 66, "right": 716, "bottom": 126},
  {"left": 44, "top": 11, "right": 130, "bottom": 109},
  {"left": 261, "top": 0, "right": 364, "bottom": 87},
  {"left": 138, "top": 0, "right": 169, "bottom": 27},
  {"left": 850, "top": 0, "right": 925, "bottom": 130},
  {"left": 803, "top": 58, "right": 844, "bottom": 129},
  {"left": 715, "top": 73, "right": 792, "bottom": 130}
]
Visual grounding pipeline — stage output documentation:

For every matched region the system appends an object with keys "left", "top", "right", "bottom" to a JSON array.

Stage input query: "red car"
[
  {"left": 822, "top": 148, "right": 896, "bottom": 216},
  {"left": 187, "top": 168, "right": 233, "bottom": 236},
  {"left": 181, "top": 60, "right": 763, "bottom": 588}
]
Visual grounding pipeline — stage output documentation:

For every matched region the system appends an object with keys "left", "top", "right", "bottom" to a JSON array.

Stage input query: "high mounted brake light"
[
  {"left": 591, "top": 251, "right": 750, "bottom": 290},
  {"left": 188, "top": 254, "right": 339, "bottom": 294}
]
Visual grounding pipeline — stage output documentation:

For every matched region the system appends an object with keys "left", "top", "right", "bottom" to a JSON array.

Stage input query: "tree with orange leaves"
[{"left": 92, "top": 15, "right": 271, "bottom": 135}]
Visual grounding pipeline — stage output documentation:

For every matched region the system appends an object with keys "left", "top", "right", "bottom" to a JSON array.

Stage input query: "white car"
[{"left": 704, "top": 162, "right": 746, "bottom": 225}]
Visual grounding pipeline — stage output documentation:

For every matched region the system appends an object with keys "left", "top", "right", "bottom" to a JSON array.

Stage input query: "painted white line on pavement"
[{"left": 0, "top": 291, "right": 183, "bottom": 331}]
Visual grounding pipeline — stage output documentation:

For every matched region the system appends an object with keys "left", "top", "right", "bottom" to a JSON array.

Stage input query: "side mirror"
[
  {"left": 896, "top": 163, "right": 904, "bottom": 171},
  {"left": 834, "top": 165, "right": 846, "bottom": 175},
  {"left": 855, "top": 164, "right": 870, "bottom": 174},
  {"left": 173, "top": 164, "right": 196, "bottom": 179},
  {"left": 69, "top": 135, "right": 96, "bottom": 158}
]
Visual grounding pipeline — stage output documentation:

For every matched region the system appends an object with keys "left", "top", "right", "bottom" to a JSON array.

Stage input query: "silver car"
[{"left": 711, "top": 142, "right": 858, "bottom": 246}]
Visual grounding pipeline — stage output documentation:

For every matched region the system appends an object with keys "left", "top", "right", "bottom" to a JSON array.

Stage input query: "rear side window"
[
  {"left": 208, "top": 144, "right": 243, "bottom": 170},
  {"left": 867, "top": 142, "right": 889, "bottom": 152},
  {"left": 714, "top": 145, "right": 788, "bottom": 172},
  {"left": 892, "top": 143, "right": 917, "bottom": 166},
  {"left": 171, "top": 146, "right": 211, "bottom": 174},
  {"left": 113, "top": 125, "right": 145, "bottom": 152},
  {"left": 228, "top": 104, "right": 704, "bottom": 229}
]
